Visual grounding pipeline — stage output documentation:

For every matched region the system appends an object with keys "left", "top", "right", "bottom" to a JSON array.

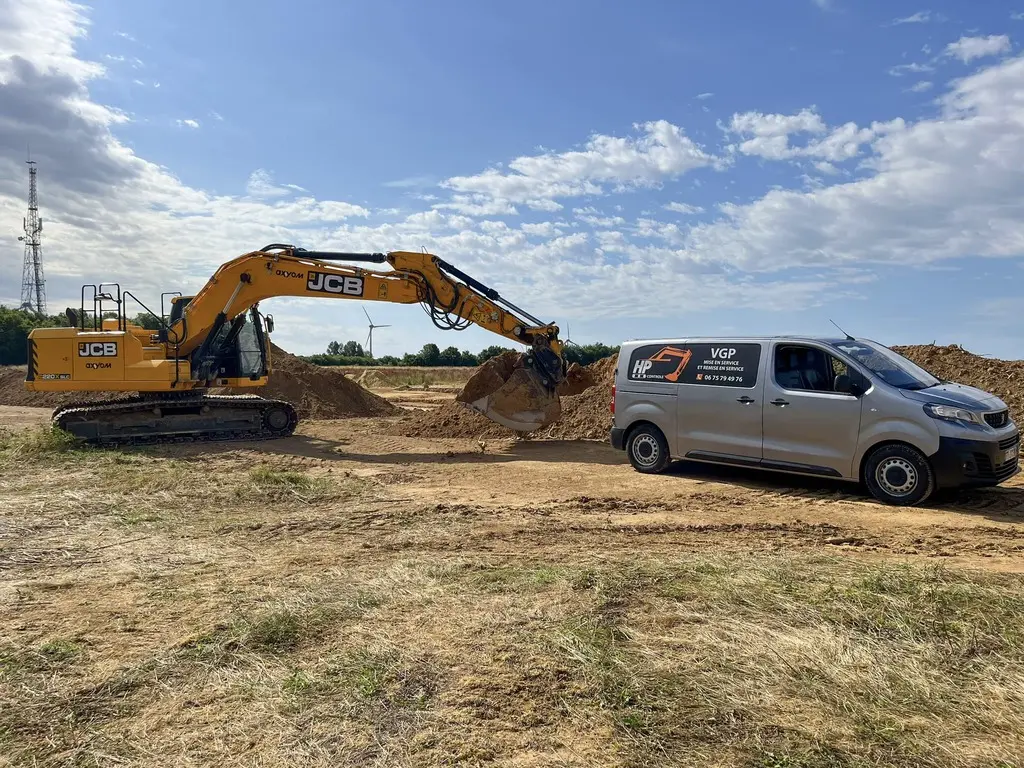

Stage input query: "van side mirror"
[{"left": 834, "top": 374, "right": 853, "bottom": 394}]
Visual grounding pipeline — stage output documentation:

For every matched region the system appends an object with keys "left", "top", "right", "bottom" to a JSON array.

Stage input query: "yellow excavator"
[{"left": 24, "top": 244, "right": 579, "bottom": 445}]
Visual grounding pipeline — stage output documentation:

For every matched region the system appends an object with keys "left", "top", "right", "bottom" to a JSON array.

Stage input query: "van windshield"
[{"left": 827, "top": 340, "right": 941, "bottom": 390}]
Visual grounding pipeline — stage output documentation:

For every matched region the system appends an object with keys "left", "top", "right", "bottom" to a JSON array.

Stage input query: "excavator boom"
[{"left": 25, "top": 244, "right": 571, "bottom": 444}]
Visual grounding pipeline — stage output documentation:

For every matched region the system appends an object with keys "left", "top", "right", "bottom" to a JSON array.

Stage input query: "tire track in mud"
[{"left": 210, "top": 493, "right": 1024, "bottom": 565}]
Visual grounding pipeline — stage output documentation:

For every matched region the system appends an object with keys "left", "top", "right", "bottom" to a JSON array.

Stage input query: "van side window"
[{"left": 774, "top": 345, "right": 849, "bottom": 393}]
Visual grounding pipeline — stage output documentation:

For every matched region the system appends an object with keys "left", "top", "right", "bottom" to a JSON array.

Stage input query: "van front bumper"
[
  {"left": 929, "top": 433, "right": 1020, "bottom": 489},
  {"left": 610, "top": 427, "right": 625, "bottom": 450}
]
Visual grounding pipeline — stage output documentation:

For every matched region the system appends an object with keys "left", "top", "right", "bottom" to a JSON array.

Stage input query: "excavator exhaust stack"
[{"left": 456, "top": 350, "right": 594, "bottom": 432}]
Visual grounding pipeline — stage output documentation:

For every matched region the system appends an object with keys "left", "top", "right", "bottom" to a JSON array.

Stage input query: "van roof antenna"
[{"left": 830, "top": 319, "right": 855, "bottom": 341}]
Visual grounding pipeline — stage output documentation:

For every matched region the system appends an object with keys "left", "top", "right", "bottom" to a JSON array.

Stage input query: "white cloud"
[
  {"left": 696, "top": 92, "right": 713, "bottom": 100},
  {"left": 727, "top": 108, "right": 886, "bottom": 163},
  {"left": 892, "top": 11, "right": 932, "bottom": 24},
  {"left": 176, "top": 118, "right": 199, "bottom": 129},
  {"left": 382, "top": 175, "right": 435, "bottom": 189},
  {"left": 433, "top": 195, "right": 517, "bottom": 216},
  {"left": 889, "top": 61, "right": 936, "bottom": 76},
  {"left": 442, "top": 120, "right": 719, "bottom": 204},
  {"left": 907, "top": 80, "right": 934, "bottom": 92},
  {"left": 945, "top": 34, "right": 1012, "bottom": 63},
  {"left": 664, "top": 202, "right": 705, "bottom": 214},
  {"left": 209, "top": 110, "right": 224, "bottom": 121},
  {"left": 115, "top": 31, "right": 135, "bottom": 41},
  {"left": 1013, "top": 12, "right": 1024, "bottom": 21},
  {"left": 246, "top": 169, "right": 307, "bottom": 199}
]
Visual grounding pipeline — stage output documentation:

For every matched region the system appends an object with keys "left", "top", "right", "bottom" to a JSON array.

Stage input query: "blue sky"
[{"left": 2, "top": 0, "right": 1024, "bottom": 359}]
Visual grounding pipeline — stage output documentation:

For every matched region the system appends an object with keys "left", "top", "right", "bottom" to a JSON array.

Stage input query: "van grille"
[
  {"left": 973, "top": 452, "right": 1019, "bottom": 482},
  {"left": 985, "top": 410, "right": 1010, "bottom": 428}
]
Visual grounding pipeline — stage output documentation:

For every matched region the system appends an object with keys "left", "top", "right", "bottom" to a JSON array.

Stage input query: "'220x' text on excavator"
[{"left": 24, "top": 244, "right": 588, "bottom": 445}]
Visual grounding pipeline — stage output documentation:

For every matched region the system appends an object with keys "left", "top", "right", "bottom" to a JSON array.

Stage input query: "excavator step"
[{"left": 51, "top": 394, "right": 298, "bottom": 447}]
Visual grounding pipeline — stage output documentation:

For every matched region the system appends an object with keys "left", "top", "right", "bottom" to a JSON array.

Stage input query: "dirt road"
[{"left": 4, "top": 405, "right": 1024, "bottom": 571}]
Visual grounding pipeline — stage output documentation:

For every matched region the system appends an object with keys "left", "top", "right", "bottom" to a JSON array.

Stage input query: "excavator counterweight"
[{"left": 25, "top": 244, "right": 571, "bottom": 444}]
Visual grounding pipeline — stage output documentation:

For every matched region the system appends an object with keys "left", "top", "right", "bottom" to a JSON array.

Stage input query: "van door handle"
[
  {"left": 770, "top": 398, "right": 790, "bottom": 407},
  {"left": 736, "top": 396, "right": 756, "bottom": 404}
]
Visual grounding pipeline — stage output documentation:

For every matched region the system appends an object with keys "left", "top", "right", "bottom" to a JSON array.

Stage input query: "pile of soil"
[
  {"left": 893, "top": 344, "right": 1024, "bottom": 423},
  {"left": 221, "top": 344, "right": 398, "bottom": 419},
  {"left": 0, "top": 367, "right": 112, "bottom": 408},
  {"left": 537, "top": 355, "right": 616, "bottom": 440},
  {"left": 0, "top": 345, "right": 398, "bottom": 420}
]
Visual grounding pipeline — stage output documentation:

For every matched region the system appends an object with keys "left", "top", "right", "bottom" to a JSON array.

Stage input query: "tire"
[
  {"left": 863, "top": 443, "right": 935, "bottom": 506},
  {"left": 626, "top": 424, "right": 671, "bottom": 474}
]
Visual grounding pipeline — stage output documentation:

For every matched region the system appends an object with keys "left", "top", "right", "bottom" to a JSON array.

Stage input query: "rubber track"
[{"left": 51, "top": 394, "right": 299, "bottom": 447}]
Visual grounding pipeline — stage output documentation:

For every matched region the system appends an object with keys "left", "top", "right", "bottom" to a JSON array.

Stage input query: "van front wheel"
[
  {"left": 864, "top": 443, "right": 934, "bottom": 506},
  {"left": 627, "top": 425, "right": 670, "bottom": 474}
]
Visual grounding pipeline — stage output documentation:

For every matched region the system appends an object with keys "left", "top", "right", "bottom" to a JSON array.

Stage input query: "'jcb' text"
[
  {"left": 78, "top": 342, "right": 118, "bottom": 357},
  {"left": 306, "top": 271, "right": 364, "bottom": 296}
]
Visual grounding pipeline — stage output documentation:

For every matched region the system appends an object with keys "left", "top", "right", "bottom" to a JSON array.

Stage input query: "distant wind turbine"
[{"left": 364, "top": 307, "right": 391, "bottom": 358}]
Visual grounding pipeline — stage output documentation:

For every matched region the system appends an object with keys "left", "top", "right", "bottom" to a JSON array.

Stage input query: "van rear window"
[{"left": 626, "top": 343, "right": 761, "bottom": 387}]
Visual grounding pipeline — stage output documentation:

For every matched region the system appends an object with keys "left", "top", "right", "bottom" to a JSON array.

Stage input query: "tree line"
[
  {"left": 303, "top": 340, "right": 619, "bottom": 368},
  {"left": 0, "top": 306, "right": 618, "bottom": 369}
]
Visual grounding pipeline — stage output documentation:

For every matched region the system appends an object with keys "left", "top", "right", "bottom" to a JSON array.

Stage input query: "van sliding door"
[{"left": 672, "top": 342, "right": 766, "bottom": 464}]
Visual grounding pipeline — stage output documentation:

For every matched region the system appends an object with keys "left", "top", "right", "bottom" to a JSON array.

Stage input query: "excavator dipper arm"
[{"left": 169, "top": 244, "right": 567, "bottom": 430}]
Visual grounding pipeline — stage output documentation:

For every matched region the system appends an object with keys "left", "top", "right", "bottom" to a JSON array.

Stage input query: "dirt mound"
[
  {"left": 0, "top": 367, "right": 113, "bottom": 408},
  {"left": 222, "top": 344, "right": 398, "bottom": 419},
  {"left": 893, "top": 344, "right": 1024, "bottom": 422},
  {"left": 392, "top": 355, "right": 617, "bottom": 441},
  {"left": 538, "top": 355, "right": 616, "bottom": 440}
]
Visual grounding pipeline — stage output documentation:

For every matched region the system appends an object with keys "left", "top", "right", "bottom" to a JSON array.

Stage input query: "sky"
[{"left": 1, "top": 0, "right": 1024, "bottom": 359}]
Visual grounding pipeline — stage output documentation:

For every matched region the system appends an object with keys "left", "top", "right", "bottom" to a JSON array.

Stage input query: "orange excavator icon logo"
[{"left": 632, "top": 346, "right": 693, "bottom": 381}]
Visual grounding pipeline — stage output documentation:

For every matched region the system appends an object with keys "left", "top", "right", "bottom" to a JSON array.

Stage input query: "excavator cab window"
[
  {"left": 236, "top": 311, "right": 266, "bottom": 379},
  {"left": 200, "top": 308, "right": 268, "bottom": 380}
]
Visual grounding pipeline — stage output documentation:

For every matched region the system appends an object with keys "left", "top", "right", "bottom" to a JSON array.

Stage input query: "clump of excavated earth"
[{"left": 456, "top": 350, "right": 594, "bottom": 431}]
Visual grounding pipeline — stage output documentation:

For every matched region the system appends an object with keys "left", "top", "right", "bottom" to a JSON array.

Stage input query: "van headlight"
[{"left": 924, "top": 403, "right": 982, "bottom": 425}]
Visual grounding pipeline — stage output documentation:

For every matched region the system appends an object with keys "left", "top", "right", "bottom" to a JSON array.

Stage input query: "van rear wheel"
[
  {"left": 627, "top": 425, "right": 670, "bottom": 474},
  {"left": 864, "top": 443, "right": 934, "bottom": 506}
]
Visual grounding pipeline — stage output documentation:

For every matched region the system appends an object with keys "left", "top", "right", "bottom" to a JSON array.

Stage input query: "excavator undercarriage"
[{"left": 50, "top": 393, "right": 298, "bottom": 446}]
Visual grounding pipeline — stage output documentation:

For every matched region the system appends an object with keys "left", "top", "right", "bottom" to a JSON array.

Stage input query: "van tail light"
[{"left": 610, "top": 384, "right": 616, "bottom": 414}]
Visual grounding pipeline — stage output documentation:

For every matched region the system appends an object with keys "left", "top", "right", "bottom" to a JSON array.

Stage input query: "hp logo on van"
[
  {"left": 632, "top": 359, "right": 654, "bottom": 377},
  {"left": 78, "top": 342, "right": 118, "bottom": 357}
]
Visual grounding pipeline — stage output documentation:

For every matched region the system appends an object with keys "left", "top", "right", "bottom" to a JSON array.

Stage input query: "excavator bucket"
[{"left": 457, "top": 351, "right": 595, "bottom": 432}]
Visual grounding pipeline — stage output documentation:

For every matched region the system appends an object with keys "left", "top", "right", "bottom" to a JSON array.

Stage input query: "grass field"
[{"left": 2, "top": 422, "right": 1024, "bottom": 767}]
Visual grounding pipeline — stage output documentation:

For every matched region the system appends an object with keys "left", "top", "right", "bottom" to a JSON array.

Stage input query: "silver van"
[{"left": 609, "top": 336, "right": 1020, "bottom": 505}]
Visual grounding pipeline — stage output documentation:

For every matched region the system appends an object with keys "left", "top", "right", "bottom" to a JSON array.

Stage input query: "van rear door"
[{"left": 671, "top": 342, "right": 767, "bottom": 464}]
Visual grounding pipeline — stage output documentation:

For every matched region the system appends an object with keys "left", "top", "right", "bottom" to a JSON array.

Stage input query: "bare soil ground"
[{"left": 3, "top": 404, "right": 1024, "bottom": 767}]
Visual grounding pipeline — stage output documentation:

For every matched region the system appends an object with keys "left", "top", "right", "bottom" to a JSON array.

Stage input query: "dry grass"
[{"left": 2, "top": 429, "right": 1024, "bottom": 766}]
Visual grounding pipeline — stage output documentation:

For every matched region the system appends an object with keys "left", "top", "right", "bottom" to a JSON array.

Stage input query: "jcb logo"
[
  {"left": 78, "top": 342, "right": 118, "bottom": 357},
  {"left": 632, "top": 360, "right": 653, "bottom": 377},
  {"left": 307, "top": 271, "right": 364, "bottom": 296},
  {"left": 711, "top": 347, "right": 737, "bottom": 359}
]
